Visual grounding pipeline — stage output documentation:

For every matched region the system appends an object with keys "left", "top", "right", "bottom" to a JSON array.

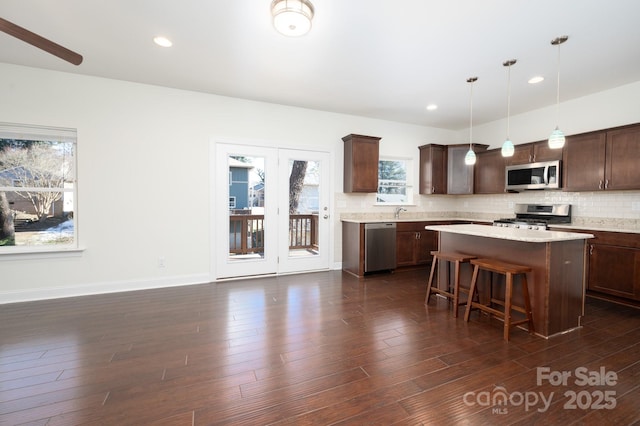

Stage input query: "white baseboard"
[{"left": 0, "top": 273, "right": 210, "bottom": 304}]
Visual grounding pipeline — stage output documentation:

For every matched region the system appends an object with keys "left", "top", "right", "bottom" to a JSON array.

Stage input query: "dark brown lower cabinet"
[
  {"left": 555, "top": 227, "right": 640, "bottom": 303},
  {"left": 588, "top": 241, "right": 640, "bottom": 301},
  {"left": 396, "top": 222, "right": 438, "bottom": 268}
]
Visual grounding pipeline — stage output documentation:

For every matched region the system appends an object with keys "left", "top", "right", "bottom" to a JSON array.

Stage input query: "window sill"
[
  {"left": 373, "top": 203, "right": 417, "bottom": 207},
  {"left": 0, "top": 247, "right": 85, "bottom": 261}
]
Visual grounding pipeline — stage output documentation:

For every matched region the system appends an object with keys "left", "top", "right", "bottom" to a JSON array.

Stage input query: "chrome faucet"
[{"left": 394, "top": 207, "right": 407, "bottom": 219}]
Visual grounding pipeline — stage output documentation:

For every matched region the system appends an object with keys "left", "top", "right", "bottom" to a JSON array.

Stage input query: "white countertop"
[
  {"left": 341, "top": 217, "right": 491, "bottom": 224},
  {"left": 424, "top": 224, "right": 594, "bottom": 243}
]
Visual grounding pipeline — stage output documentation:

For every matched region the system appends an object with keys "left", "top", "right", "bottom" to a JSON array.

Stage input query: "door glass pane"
[
  {"left": 288, "top": 159, "right": 319, "bottom": 258},
  {"left": 228, "top": 155, "right": 265, "bottom": 261}
]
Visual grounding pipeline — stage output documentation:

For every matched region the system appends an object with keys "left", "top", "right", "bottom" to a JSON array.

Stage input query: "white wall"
[
  {"left": 0, "top": 63, "right": 457, "bottom": 302},
  {"left": 470, "top": 80, "right": 640, "bottom": 148},
  {"left": 1, "top": 63, "right": 638, "bottom": 303}
]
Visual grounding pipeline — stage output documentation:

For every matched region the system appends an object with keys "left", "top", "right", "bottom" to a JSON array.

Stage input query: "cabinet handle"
[
  {"left": 432, "top": 186, "right": 435, "bottom": 193},
  {"left": 589, "top": 245, "right": 593, "bottom": 255},
  {"left": 529, "top": 154, "right": 532, "bottom": 162},
  {"left": 605, "top": 179, "right": 609, "bottom": 189},
  {"left": 416, "top": 232, "right": 421, "bottom": 239},
  {"left": 532, "top": 154, "right": 536, "bottom": 162},
  {"left": 598, "top": 180, "right": 602, "bottom": 189}
]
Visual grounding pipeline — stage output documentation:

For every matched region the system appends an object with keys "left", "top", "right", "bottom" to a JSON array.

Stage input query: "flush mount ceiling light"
[
  {"left": 465, "top": 77, "right": 478, "bottom": 166},
  {"left": 271, "top": 0, "right": 315, "bottom": 37},
  {"left": 426, "top": 104, "right": 438, "bottom": 111},
  {"left": 501, "top": 59, "right": 517, "bottom": 157},
  {"left": 549, "top": 35, "right": 569, "bottom": 149},
  {"left": 153, "top": 36, "right": 173, "bottom": 47}
]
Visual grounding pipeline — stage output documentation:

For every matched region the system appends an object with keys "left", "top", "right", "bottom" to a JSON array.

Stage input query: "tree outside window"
[
  {"left": 377, "top": 159, "right": 412, "bottom": 204},
  {"left": 0, "top": 124, "right": 76, "bottom": 249}
]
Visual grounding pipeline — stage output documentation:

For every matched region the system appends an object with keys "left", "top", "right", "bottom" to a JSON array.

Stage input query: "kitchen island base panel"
[{"left": 437, "top": 232, "right": 586, "bottom": 338}]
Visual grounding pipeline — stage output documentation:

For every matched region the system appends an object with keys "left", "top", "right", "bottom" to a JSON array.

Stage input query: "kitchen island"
[{"left": 425, "top": 224, "right": 593, "bottom": 338}]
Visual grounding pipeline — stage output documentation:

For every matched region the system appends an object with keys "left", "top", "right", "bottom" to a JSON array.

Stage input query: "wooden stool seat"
[
  {"left": 425, "top": 251, "right": 476, "bottom": 317},
  {"left": 463, "top": 258, "right": 535, "bottom": 341}
]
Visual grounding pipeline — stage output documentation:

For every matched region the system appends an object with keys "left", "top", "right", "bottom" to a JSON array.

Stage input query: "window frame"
[
  {"left": 0, "top": 122, "right": 79, "bottom": 255},
  {"left": 375, "top": 156, "right": 414, "bottom": 206}
]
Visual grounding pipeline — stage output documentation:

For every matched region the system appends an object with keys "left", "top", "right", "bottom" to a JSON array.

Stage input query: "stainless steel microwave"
[{"left": 505, "top": 160, "right": 561, "bottom": 191}]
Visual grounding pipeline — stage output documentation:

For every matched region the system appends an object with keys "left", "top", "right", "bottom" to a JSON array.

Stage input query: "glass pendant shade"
[
  {"left": 464, "top": 149, "right": 477, "bottom": 165},
  {"left": 501, "top": 139, "right": 515, "bottom": 157},
  {"left": 271, "top": 0, "right": 314, "bottom": 36},
  {"left": 548, "top": 127, "right": 566, "bottom": 149}
]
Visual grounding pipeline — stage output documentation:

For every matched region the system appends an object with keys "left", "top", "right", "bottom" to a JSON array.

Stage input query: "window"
[
  {"left": 377, "top": 158, "right": 413, "bottom": 204},
  {"left": 0, "top": 123, "right": 77, "bottom": 251}
]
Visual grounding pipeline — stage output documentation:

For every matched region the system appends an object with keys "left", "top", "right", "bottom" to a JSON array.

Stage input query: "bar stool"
[
  {"left": 425, "top": 251, "right": 476, "bottom": 317},
  {"left": 463, "top": 258, "right": 535, "bottom": 341}
]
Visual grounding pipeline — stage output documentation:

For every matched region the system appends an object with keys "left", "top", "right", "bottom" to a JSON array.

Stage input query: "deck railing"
[{"left": 229, "top": 213, "right": 318, "bottom": 255}]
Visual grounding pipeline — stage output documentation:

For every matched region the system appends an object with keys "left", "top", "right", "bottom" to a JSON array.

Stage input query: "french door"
[{"left": 213, "top": 143, "right": 330, "bottom": 279}]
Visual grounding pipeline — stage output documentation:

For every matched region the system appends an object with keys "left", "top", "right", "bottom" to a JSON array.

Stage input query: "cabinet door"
[
  {"left": 447, "top": 145, "right": 474, "bottom": 194},
  {"left": 417, "top": 230, "right": 438, "bottom": 264},
  {"left": 605, "top": 125, "right": 640, "bottom": 190},
  {"left": 474, "top": 149, "right": 506, "bottom": 194},
  {"left": 509, "top": 143, "right": 534, "bottom": 165},
  {"left": 563, "top": 131, "right": 607, "bottom": 191},
  {"left": 532, "top": 141, "right": 563, "bottom": 162},
  {"left": 343, "top": 134, "right": 380, "bottom": 193},
  {"left": 589, "top": 244, "right": 640, "bottom": 301},
  {"left": 396, "top": 230, "right": 418, "bottom": 267},
  {"left": 419, "top": 144, "right": 447, "bottom": 194}
]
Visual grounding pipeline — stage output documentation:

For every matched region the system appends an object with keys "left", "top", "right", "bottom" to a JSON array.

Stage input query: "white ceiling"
[{"left": 1, "top": 0, "right": 640, "bottom": 130}]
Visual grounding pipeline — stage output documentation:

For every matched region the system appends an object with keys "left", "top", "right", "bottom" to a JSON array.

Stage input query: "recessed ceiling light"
[
  {"left": 153, "top": 36, "right": 173, "bottom": 47},
  {"left": 528, "top": 76, "right": 544, "bottom": 84},
  {"left": 426, "top": 104, "right": 438, "bottom": 111}
]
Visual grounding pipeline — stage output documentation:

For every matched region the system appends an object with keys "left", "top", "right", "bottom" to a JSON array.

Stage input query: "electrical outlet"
[{"left": 158, "top": 257, "right": 166, "bottom": 268}]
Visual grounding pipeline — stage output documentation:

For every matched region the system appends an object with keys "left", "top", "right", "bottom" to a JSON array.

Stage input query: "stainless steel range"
[{"left": 493, "top": 203, "right": 571, "bottom": 230}]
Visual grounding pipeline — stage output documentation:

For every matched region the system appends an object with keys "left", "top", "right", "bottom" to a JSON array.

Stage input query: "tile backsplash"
[{"left": 337, "top": 190, "right": 640, "bottom": 230}]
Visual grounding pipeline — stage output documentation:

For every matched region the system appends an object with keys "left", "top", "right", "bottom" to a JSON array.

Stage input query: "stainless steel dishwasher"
[{"left": 364, "top": 222, "right": 397, "bottom": 273}]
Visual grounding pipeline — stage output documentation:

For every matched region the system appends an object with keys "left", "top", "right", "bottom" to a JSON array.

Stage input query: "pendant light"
[
  {"left": 548, "top": 35, "right": 569, "bottom": 149},
  {"left": 464, "top": 77, "right": 478, "bottom": 166},
  {"left": 501, "top": 59, "right": 517, "bottom": 157}
]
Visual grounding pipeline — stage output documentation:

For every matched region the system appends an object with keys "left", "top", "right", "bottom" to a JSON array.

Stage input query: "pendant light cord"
[
  {"left": 469, "top": 79, "right": 474, "bottom": 148},
  {"left": 555, "top": 41, "right": 561, "bottom": 127},
  {"left": 506, "top": 64, "right": 511, "bottom": 139}
]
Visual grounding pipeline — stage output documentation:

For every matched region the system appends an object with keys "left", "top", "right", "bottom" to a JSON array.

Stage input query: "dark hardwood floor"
[{"left": 1, "top": 269, "right": 639, "bottom": 425}]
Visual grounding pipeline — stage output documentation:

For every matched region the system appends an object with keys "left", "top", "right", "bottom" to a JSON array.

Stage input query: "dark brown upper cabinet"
[
  {"left": 418, "top": 144, "right": 447, "bottom": 194},
  {"left": 563, "top": 123, "right": 640, "bottom": 191},
  {"left": 342, "top": 134, "right": 380, "bottom": 193}
]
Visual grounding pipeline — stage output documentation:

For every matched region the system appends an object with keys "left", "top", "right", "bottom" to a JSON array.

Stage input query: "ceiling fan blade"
[{"left": 0, "top": 17, "right": 83, "bottom": 65}]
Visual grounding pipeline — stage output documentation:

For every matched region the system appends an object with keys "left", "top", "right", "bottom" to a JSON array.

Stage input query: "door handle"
[{"left": 543, "top": 165, "right": 549, "bottom": 185}]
